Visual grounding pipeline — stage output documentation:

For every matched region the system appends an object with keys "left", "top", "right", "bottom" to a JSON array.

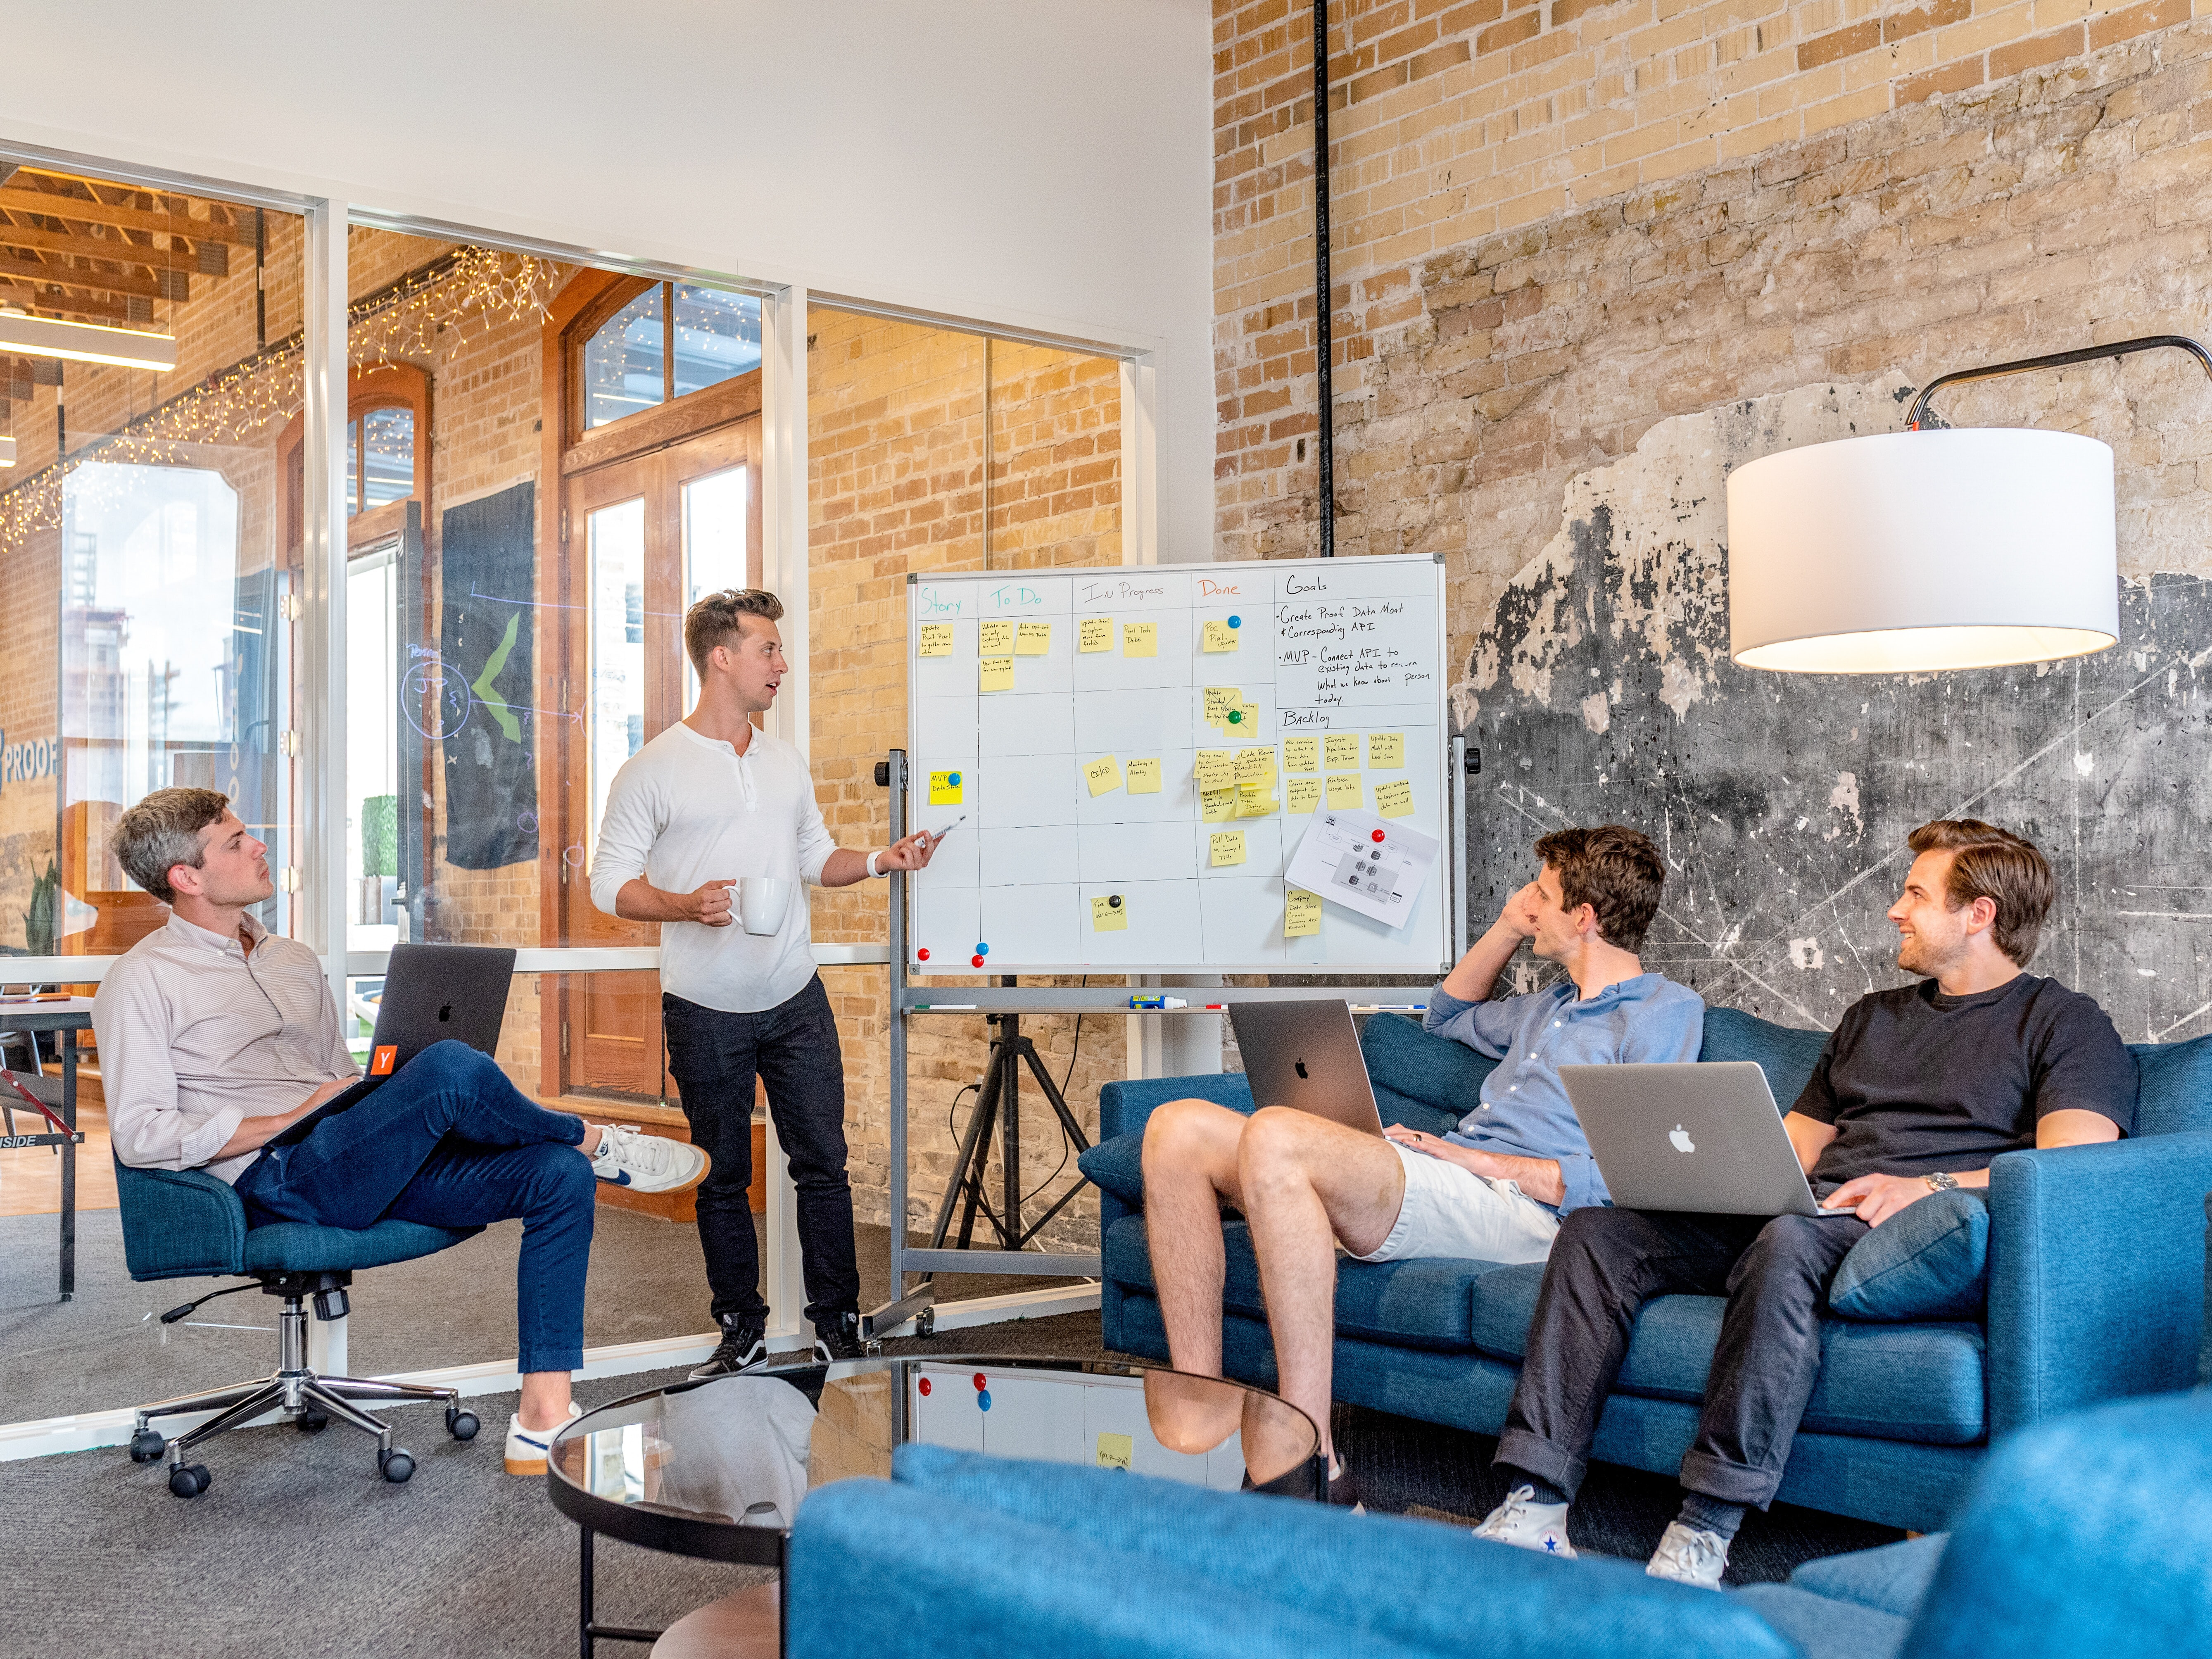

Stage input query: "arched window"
[{"left": 579, "top": 280, "right": 761, "bottom": 430}]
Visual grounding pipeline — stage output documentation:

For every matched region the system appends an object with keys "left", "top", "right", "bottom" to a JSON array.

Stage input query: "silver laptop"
[
  {"left": 1559, "top": 1062, "right": 1856, "bottom": 1218},
  {"left": 1228, "top": 1000, "right": 1387, "bottom": 1137}
]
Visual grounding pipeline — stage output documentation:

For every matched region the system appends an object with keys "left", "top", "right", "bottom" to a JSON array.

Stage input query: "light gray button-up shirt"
[{"left": 91, "top": 912, "right": 358, "bottom": 1184}]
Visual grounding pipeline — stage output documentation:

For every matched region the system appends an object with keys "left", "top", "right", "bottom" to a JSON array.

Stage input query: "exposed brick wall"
[
  {"left": 806, "top": 309, "right": 1125, "bottom": 1245},
  {"left": 1214, "top": 0, "right": 2212, "bottom": 569}
]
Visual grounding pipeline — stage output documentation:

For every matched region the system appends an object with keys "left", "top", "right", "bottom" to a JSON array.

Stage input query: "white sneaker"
[
  {"left": 1646, "top": 1521, "right": 1731, "bottom": 1588},
  {"left": 1473, "top": 1485, "right": 1577, "bottom": 1558},
  {"left": 504, "top": 1403, "right": 582, "bottom": 1476},
  {"left": 590, "top": 1123, "right": 708, "bottom": 1194}
]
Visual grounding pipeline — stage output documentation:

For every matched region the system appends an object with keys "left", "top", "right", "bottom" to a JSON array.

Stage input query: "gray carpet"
[{"left": 0, "top": 1210, "right": 1081, "bottom": 1426}]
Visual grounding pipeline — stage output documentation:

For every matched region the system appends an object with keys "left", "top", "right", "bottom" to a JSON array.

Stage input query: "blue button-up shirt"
[{"left": 1423, "top": 973, "right": 1705, "bottom": 1215}]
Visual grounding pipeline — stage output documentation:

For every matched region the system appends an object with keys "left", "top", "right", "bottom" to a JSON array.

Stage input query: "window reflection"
[
  {"left": 681, "top": 466, "right": 748, "bottom": 706},
  {"left": 361, "top": 409, "right": 415, "bottom": 510},
  {"left": 588, "top": 498, "right": 648, "bottom": 860},
  {"left": 584, "top": 286, "right": 667, "bottom": 429},
  {"left": 672, "top": 285, "right": 762, "bottom": 399}
]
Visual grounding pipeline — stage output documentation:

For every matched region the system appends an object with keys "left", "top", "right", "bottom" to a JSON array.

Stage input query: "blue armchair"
[
  {"left": 784, "top": 1385, "right": 2212, "bottom": 1659},
  {"left": 116, "top": 1157, "right": 484, "bottom": 1497},
  {"left": 1079, "top": 1008, "right": 2212, "bottom": 1531}
]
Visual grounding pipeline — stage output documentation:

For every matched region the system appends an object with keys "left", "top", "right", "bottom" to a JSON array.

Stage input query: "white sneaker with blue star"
[{"left": 1473, "top": 1485, "right": 1577, "bottom": 1559}]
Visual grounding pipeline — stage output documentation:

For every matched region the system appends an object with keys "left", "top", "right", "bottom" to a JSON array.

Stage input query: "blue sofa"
[
  {"left": 785, "top": 1386, "right": 2212, "bottom": 1659},
  {"left": 1079, "top": 1007, "right": 2212, "bottom": 1531}
]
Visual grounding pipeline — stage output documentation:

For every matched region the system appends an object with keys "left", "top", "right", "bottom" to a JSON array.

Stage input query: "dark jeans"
[
  {"left": 233, "top": 1040, "right": 595, "bottom": 1375},
  {"left": 1496, "top": 1206, "right": 1869, "bottom": 1508},
  {"left": 662, "top": 976, "right": 858, "bottom": 1327}
]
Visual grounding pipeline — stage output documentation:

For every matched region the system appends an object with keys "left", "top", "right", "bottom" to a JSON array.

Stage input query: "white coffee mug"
[{"left": 738, "top": 876, "right": 791, "bottom": 936}]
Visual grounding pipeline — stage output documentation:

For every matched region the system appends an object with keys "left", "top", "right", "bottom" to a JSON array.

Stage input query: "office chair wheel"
[
  {"left": 295, "top": 1409, "right": 329, "bottom": 1434},
  {"left": 128, "top": 1430, "right": 166, "bottom": 1464},
  {"left": 916, "top": 1308, "right": 937, "bottom": 1339},
  {"left": 379, "top": 1447, "right": 415, "bottom": 1483},
  {"left": 445, "top": 1407, "right": 480, "bottom": 1441},
  {"left": 169, "top": 1463, "right": 211, "bottom": 1499}
]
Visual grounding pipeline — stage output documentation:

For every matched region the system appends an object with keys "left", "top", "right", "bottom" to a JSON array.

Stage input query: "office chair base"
[{"left": 130, "top": 1282, "right": 473, "bottom": 1497}]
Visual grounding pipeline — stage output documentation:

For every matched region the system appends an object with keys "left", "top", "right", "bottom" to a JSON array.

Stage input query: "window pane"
[
  {"left": 587, "top": 498, "right": 647, "bottom": 860},
  {"left": 583, "top": 286, "right": 666, "bottom": 429},
  {"left": 346, "top": 417, "right": 361, "bottom": 517},
  {"left": 672, "top": 284, "right": 762, "bottom": 401},
  {"left": 360, "top": 408, "right": 414, "bottom": 509},
  {"left": 681, "top": 465, "right": 748, "bottom": 706},
  {"left": 346, "top": 549, "right": 399, "bottom": 950}
]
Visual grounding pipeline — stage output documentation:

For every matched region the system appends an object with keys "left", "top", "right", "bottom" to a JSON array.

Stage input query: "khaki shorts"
[{"left": 1350, "top": 1143, "right": 1561, "bottom": 1266}]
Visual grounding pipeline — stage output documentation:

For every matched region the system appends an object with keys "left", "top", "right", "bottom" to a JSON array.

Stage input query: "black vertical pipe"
[{"left": 1313, "top": 0, "right": 1334, "bottom": 556}]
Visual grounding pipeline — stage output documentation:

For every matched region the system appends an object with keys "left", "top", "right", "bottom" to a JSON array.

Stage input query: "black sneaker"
[
  {"left": 813, "top": 1311, "right": 868, "bottom": 1362},
  {"left": 689, "top": 1312, "right": 768, "bottom": 1380}
]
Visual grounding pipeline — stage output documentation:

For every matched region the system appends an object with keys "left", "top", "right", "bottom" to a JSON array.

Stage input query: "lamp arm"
[{"left": 1907, "top": 334, "right": 2212, "bottom": 430}]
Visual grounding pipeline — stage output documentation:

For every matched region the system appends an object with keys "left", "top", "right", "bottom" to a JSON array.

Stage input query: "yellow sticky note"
[
  {"left": 1369, "top": 732, "right": 1405, "bottom": 768},
  {"left": 1084, "top": 754, "right": 1124, "bottom": 797},
  {"left": 1200, "top": 787, "right": 1238, "bottom": 823},
  {"left": 1126, "top": 757, "right": 1161, "bottom": 794},
  {"left": 1326, "top": 773, "right": 1363, "bottom": 809},
  {"left": 980, "top": 656, "right": 1015, "bottom": 692},
  {"left": 1203, "top": 687, "right": 1239, "bottom": 727},
  {"left": 917, "top": 623, "right": 955, "bottom": 658},
  {"left": 1323, "top": 733, "right": 1360, "bottom": 769},
  {"left": 1194, "top": 749, "right": 1234, "bottom": 791},
  {"left": 1234, "top": 747, "right": 1276, "bottom": 788},
  {"left": 1090, "top": 894, "right": 1129, "bottom": 932},
  {"left": 1016, "top": 621, "right": 1052, "bottom": 656},
  {"left": 1375, "top": 778, "right": 1415, "bottom": 819},
  {"left": 1284, "top": 889, "right": 1322, "bottom": 938},
  {"left": 1209, "top": 829, "right": 1247, "bottom": 867},
  {"left": 929, "top": 770, "right": 964, "bottom": 806},
  {"left": 979, "top": 620, "right": 1014, "bottom": 655},
  {"left": 1236, "top": 785, "right": 1276, "bottom": 818},
  {"left": 1079, "top": 617, "right": 1114, "bottom": 653},
  {"left": 1095, "top": 1432, "right": 1134, "bottom": 1470},
  {"left": 1284, "top": 737, "right": 1320, "bottom": 773},
  {"left": 1286, "top": 776, "right": 1323, "bottom": 815},
  {"left": 1239, "top": 703, "right": 1260, "bottom": 730},
  {"left": 1202, "top": 619, "right": 1240, "bottom": 653},
  {"left": 1122, "top": 621, "right": 1157, "bottom": 657}
]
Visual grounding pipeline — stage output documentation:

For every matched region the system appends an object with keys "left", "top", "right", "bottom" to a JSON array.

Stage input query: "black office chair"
[{"left": 116, "top": 1157, "right": 485, "bottom": 1497}]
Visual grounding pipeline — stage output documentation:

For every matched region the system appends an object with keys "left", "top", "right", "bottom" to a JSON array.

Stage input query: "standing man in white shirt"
[{"left": 589, "top": 588, "right": 937, "bottom": 1372}]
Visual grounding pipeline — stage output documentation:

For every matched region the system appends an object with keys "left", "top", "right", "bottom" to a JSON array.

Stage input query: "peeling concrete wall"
[{"left": 1460, "top": 378, "right": 2212, "bottom": 1044}]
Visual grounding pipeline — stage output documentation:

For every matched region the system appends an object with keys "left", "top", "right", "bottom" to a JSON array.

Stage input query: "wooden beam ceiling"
[
  {"left": 0, "top": 273, "right": 132, "bottom": 325},
  {"left": 0, "top": 181, "right": 253, "bottom": 246},
  {"left": 0, "top": 219, "right": 198, "bottom": 275},
  {"left": 0, "top": 248, "right": 183, "bottom": 301}
]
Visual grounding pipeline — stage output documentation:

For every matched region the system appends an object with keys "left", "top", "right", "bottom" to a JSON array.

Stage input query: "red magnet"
[
  {"left": 1371, "top": 829, "right": 1386, "bottom": 843},
  {"left": 971, "top": 954, "right": 985, "bottom": 967},
  {"left": 918, "top": 1376, "right": 933, "bottom": 1395},
  {"left": 973, "top": 1373, "right": 989, "bottom": 1391},
  {"left": 917, "top": 947, "right": 931, "bottom": 962}
]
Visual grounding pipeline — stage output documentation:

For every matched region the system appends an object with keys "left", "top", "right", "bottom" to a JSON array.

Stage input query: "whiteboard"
[{"left": 905, "top": 554, "right": 1449, "bottom": 974}]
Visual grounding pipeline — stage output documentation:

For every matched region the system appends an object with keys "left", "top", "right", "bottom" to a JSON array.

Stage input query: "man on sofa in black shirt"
[{"left": 1475, "top": 818, "right": 2136, "bottom": 1584}]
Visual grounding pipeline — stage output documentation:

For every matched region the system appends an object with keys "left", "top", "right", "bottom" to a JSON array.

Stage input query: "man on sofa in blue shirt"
[
  {"left": 1476, "top": 818, "right": 2135, "bottom": 1586},
  {"left": 1142, "top": 825, "right": 1704, "bottom": 1502}
]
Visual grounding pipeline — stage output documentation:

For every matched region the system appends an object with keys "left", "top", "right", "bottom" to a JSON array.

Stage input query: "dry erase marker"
[{"left": 925, "top": 815, "right": 967, "bottom": 843}]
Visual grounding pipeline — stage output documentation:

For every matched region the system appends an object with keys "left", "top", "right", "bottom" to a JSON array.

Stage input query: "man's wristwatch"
[{"left": 1924, "top": 1171, "right": 1959, "bottom": 1193}]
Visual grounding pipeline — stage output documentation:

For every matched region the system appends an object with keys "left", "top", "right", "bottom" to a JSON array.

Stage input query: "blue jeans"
[
  {"left": 234, "top": 1040, "right": 595, "bottom": 1375},
  {"left": 662, "top": 976, "right": 859, "bottom": 1327}
]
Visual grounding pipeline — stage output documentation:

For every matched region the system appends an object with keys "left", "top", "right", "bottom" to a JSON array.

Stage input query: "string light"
[{"left": 0, "top": 247, "right": 558, "bottom": 543}]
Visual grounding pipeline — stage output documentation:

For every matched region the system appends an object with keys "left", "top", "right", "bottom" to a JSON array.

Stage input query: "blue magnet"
[
  {"left": 1227, "top": 615, "right": 1241, "bottom": 628},
  {"left": 976, "top": 942, "right": 989, "bottom": 956},
  {"left": 977, "top": 1390, "right": 993, "bottom": 1412},
  {"left": 950, "top": 771, "right": 961, "bottom": 786}
]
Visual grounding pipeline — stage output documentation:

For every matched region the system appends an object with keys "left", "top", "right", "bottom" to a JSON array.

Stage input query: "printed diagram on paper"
[
  {"left": 904, "top": 555, "right": 1449, "bottom": 973},
  {"left": 1284, "top": 808, "right": 1440, "bottom": 929}
]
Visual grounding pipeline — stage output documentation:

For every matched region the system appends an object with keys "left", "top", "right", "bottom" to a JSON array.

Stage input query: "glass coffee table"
[{"left": 546, "top": 1353, "right": 1322, "bottom": 1654}]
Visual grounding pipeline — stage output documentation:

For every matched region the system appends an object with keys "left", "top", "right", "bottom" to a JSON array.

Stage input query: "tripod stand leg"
[{"left": 927, "top": 1035, "right": 1012, "bottom": 1254}]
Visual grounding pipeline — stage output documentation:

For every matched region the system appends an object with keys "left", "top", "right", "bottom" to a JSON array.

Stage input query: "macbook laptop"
[
  {"left": 269, "top": 943, "right": 517, "bottom": 1148},
  {"left": 1227, "top": 999, "right": 1388, "bottom": 1137},
  {"left": 1558, "top": 1061, "right": 1857, "bottom": 1218}
]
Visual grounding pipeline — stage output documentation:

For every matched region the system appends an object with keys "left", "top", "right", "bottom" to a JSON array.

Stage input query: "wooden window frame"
[{"left": 279, "top": 361, "right": 432, "bottom": 563}]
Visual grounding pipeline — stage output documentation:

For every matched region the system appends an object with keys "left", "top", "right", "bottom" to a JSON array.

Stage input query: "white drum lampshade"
[{"left": 1727, "top": 428, "right": 2119, "bottom": 674}]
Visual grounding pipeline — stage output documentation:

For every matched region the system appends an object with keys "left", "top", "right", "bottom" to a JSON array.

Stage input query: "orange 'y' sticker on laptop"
[{"left": 371, "top": 1045, "right": 399, "bottom": 1077}]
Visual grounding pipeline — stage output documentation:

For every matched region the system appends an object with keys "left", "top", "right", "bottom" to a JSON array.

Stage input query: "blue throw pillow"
[
  {"left": 2130, "top": 1031, "right": 2212, "bottom": 1138},
  {"left": 1076, "top": 1131, "right": 1147, "bottom": 1209},
  {"left": 1827, "top": 1189, "right": 1991, "bottom": 1321}
]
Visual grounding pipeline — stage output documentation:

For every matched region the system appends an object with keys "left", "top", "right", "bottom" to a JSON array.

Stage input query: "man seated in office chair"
[
  {"left": 1475, "top": 820, "right": 2134, "bottom": 1587},
  {"left": 1141, "top": 825, "right": 1704, "bottom": 1504},
  {"left": 93, "top": 788, "right": 708, "bottom": 1478}
]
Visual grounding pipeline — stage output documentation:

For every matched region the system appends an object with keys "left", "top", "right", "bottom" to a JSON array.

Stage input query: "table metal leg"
[
  {"left": 59, "top": 1029, "right": 75, "bottom": 1302},
  {"left": 576, "top": 1522, "right": 667, "bottom": 1654}
]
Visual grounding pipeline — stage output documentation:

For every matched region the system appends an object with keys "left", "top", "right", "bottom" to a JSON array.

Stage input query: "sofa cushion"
[
  {"left": 1787, "top": 1533, "right": 1948, "bottom": 1618},
  {"left": 1828, "top": 1190, "right": 1990, "bottom": 1321},
  {"left": 242, "top": 1217, "right": 479, "bottom": 1273},
  {"left": 1078, "top": 1132, "right": 1147, "bottom": 1209},
  {"left": 1359, "top": 1010, "right": 1495, "bottom": 1124},
  {"left": 1102, "top": 1214, "right": 1503, "bottom": 1353},
  {"left": 2131, "top": 1031, "right": 2212, "bottom": 1138},
  {"left": 1697, "top": 1006, "right": 1831, "bottom": 1112},
  {"left": 1732, "top": 1585, "right": 1910, "bottom": 1659},
  {"left": 1467, "top": 1265, "right": 1986, "bottom": 1445}
]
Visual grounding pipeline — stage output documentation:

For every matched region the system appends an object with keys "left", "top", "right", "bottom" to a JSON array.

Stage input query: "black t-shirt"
[{"left": 1792, "top": 974, "right": 2136, "bottom": 1189}]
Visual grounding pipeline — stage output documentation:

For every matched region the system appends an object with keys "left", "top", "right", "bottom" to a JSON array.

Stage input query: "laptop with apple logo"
[
  {"left": 1227, "top": 999, "right": 1388, "bottom": 1136},
  {"left": 268, "top": 942, "right": 518, "bottom": 1147},
  {"left": 1559, "top": 1061, "right": 1857, "bottom": 1218}
]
